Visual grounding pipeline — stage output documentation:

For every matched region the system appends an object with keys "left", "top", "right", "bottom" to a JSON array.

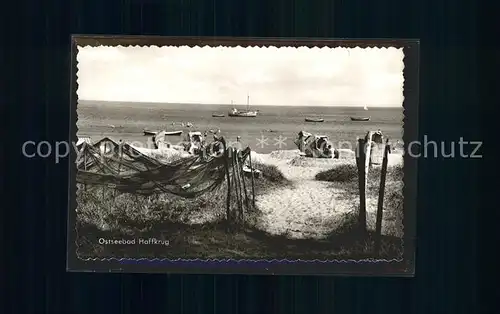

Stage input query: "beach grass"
[
  {"left": 76, "top": 162, "right": 284, "bottom": 231},
  {"left": 75, "top": 159, "right": 296, "bottom": 258},
  {"left": 251, "top": 161, "right": 291, "bottom": 186}
]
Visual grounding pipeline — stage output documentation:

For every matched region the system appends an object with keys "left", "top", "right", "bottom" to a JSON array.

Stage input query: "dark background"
[{"left": 2, "top": 0, "right": 482, "bottom": 313}]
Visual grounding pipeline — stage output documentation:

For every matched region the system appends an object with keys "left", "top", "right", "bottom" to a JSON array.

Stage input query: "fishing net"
[{"left": 76, "top": 137, "right": 251, "bottom": 199}]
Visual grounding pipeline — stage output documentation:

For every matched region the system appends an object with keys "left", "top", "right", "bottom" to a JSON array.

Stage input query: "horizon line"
[{"left": 78, "top": 99, "right": 402, "bottom": 108}]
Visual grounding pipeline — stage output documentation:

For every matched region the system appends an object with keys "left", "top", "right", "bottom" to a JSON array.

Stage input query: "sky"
[{"left": 77, "top": 45, "right": 404, "bottom": 107}]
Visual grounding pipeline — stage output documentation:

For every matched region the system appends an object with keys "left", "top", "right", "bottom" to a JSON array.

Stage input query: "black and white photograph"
[{"left": 68, "top": 37, "right": 417, "bottom": 274}]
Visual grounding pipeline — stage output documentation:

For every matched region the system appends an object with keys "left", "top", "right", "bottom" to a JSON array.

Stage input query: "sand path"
[{"left": 253, "top": 153, "right": 354, "bottom": 239}]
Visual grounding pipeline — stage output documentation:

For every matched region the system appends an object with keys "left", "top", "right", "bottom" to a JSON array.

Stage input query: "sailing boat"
[
  {"left": 228, "top": 94, "right": 258, "bottom": 117},
  {"left": 350, "top": 105, "right": 371, "bottom": 121}
]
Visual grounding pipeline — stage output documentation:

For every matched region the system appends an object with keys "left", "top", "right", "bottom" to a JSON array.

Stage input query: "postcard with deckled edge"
[{"left": 67, "top": 36, "right": 418, "bottom": 275}]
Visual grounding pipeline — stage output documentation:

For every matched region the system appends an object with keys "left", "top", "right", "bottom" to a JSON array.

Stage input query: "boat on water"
[
  {"left": 212, "top": 113, "right": 225, "bottom": 117},
  {"left": 305, "top": 117, "right": 324, "bottom": 123},
  {"left": 228, "top": 95, "right": 258, "bottom": 117},
  {"left": 350, "top": 117, "right": 370, "bottom": 121},
  {"left": 350, "top": 105, "right": 370, "bottom": 121},
  {"left": 163, "top": 130, "right": 183, "bottom": 136},
  {"left": 143, "top": 129, "right": 183, "bottom": 136},
  {"left": 229, "top": 109, "right": 257, "bottom": 117}
]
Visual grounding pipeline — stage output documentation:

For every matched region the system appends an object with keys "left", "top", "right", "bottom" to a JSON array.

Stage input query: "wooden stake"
[
  {"left": 114, "top": 143, "right": 123, "bottom": 198},
  {"left": 234, "top": 152, "right": 244, "bottom": 221},
  {"left": 248, "top": 150, "right": 256, "bottom": 207},
  {"left": 239, "top": 152, "right": 249, "bottom": 210},
  {"left": 231, "top": 152, "right": 242, "bottom": 222},
  {"left": 83, "top": 146, "right": 87, "bottom": 191},
  {"left": 375, "top": 139, "right": 391, "bottom": 255},
  {"left": 356, "top": 138, "right": 367, "bottom": 233},
  {"left": 364, "top": 131, "right": 374, "bottom": 190},
  {"left": 222, "top": 139, "right": 232, "bottom": 222}
]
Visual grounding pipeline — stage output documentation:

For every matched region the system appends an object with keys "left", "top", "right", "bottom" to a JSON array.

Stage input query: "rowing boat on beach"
[
  {"left": 143, "top": 130, "right": 157, "bottom": 136},
  {"left": 305, "top": 117, "right": 324, "bottom": 122},
  {"left": 163, "top": 130, "right": 183, "bottom": 136},
  {"left": 143, "top": 130, "right": 183, "bottom": 136}
]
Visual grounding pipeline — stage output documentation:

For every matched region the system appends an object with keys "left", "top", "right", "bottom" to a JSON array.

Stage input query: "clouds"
[{"left": 76, "top": 46, "right": 404, "bottom": 107}]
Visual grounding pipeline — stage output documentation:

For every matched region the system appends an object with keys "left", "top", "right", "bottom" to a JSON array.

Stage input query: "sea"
[{"left": 77, "top": 101, "right": 404, "bottom": 154}]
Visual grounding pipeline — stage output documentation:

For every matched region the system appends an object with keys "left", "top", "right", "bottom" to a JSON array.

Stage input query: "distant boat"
[
  {"left": 143, "top": 129, "right": 182, "bottom": 136},
  {"left": 350, "top": 105, "right": 370, "bottom": 121},
  {"left": 228, "top": 94, "right": 258, "bottom": 117},
  {"left": 305, "top": 117, "right": 324, "bottom": 122},
  {"left": 212, "top": 113, "right": 225, "bottom": 117},
  {"left": 350, "top": 117, "right": 370, "bottom": 121},
  {"left": 143, "top": 130, "right": 157, "bottom": 136},
  {"left": 163, "top": 130, "right": 183, "bottom": 136}
]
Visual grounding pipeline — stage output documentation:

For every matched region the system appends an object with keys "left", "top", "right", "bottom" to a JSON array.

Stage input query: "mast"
[{"left": 247, "top": 93, "right": 249, "bottom": 111}]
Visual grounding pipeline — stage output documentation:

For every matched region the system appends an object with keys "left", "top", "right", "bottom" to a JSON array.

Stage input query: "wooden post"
[
  {"left": 100, "top": 142, "right": 106, "bottom": 201},
  {"left": 231, "top": 152, "right": 241, "bottom": 222},
  {"left": 364, "top": 131, "right": 373, "bottom": 184},
  {"left": 239, "top": 151, "right": 249, "bottom": 210},
  {"left": 375, "top": 139, "right": 391, "bottom": 254},
  {"left": 222, "top": 139, "right": 232, "bottom": 222},
  {"left": 83, "top": 146, "right": 87, "bottom": 191},
  {"left": 248, "top": 150, "right": 256, "bottom": 207},
  {"left": 362, "top": 131, "right": 374, "bottom": 225},
  {"left": 234, "top": 152, "right": 244, "bottom": 221},
  {"left": 118, "top": 142, "right": 123, "bottom": 174},
  {"left": 114, "top": 143, "right": 123, "bottom": 198},
  {"left": 356, "top": 138, "right": 367, "bottom": 233}
]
